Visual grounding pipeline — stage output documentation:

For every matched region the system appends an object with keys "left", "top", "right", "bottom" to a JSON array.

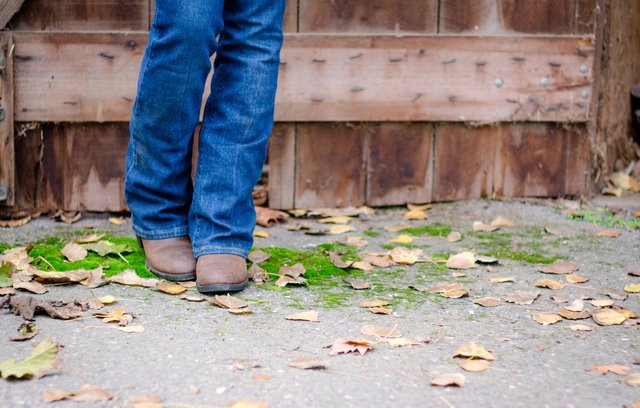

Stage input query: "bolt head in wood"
[{"left": 494, "top": 78, "right": 504, "bottom": 88}]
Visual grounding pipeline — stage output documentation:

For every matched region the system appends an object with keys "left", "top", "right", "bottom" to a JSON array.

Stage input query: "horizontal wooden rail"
[{"left": 13, "top": 32, "right": 594, "bottom": 122}]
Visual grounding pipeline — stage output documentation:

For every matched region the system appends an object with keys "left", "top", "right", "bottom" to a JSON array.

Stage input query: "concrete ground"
[{"left": 0, "top": 197, "right": 639, "bottom": 408}]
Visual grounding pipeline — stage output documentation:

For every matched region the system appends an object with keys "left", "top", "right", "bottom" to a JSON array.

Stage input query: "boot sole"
[
  {"left": 136, "top": 235, "right": 196, "bottom": 282},
  {"left": 196, "top": 279, "right": 249, "bottom": 294}
]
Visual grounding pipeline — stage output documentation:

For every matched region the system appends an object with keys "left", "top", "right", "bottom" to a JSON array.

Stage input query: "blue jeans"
[{"left": 125, "top": 0, "right": 285, "bottom": 258}]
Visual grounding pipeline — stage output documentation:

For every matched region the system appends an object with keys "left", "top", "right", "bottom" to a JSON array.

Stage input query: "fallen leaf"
[
  {"left": 156, "top": 283, "right": 187, "bottom": 295},
  {"left": 61, "top": 243, "right": 88, "bottom": 262},
  {"left": 473, "top": 297, "right": 502, "bottom": 307},
  {"left": 211, "top": 295, "right": 248, "bottom": 309},
  {"left": 343, "top": 236, "right": 368, "bottom": 248},
  {"left": 329, "top": 225, "right": 355, "bottom": 234},
  {"left": 389, "top": 247, "right": 422, "bottom": 265},
  {"left": 97, "top": 296, "right": 117, "bottom": 305},
  {"left": 288, "top": 209, "right": 308, "bottom": 217},
  {"left": 458, "top": 359, "right": 491, "bottom": 372},
  {"left": 248, "top": 250, "right": 272, "bottom": 263},
  {"left": 329, "top": 338, "right": 373, "bottom": 356},
  {"left": 368, "top": 307, "right": 393, "bottom": 315},
  {"left": 447, "top": 231, "right": 462, "bottom": 242},
  {"left": 0, "top": 262, "right": 14, "bottom": 288},
  {"left": 275, "top": 275, "right": 307, "bottom": 287},
  {"left": 253, "top": 374, "right": 271, "bottom": 381},
  {"left": 361, "top": 325, "right": 402, "bottom": 339},
  {"left": 404, "top": 209, "right": 427, "bottom": 220},
  {"left": 42, "top": 385, "right": 115, "bottom": 403},
  {"left": 628, "top": 271, "right": 640, "bottom": 277},
  {"left": 476, "top": 255, "right": 499, "bottom": 264},
  {"left": 0, "top": 215, "right": 31, "bottom": 228},
  {"left": 359, "top": 299, "right": 389, "bottom": 308},
  {"left": 490, "top": 276, "right": 515, "bottom": 284},
  {"left": 129, "top": 393, "right": 165, "bottom": 404},
  {"left": 390, "top": 235, "right": 413, "bottom": 244},
  {"left": 538, "top": 260, "right": 578, "bottom": 275},
  {"left": 80, "top": 267, "right": 109, "bottom": 288},
  {"left": 0, "top": 340, "right": 59, "bottom": 379},
  {"left": 602, "top": 287, "right": 628, "bottom": 300},
  {"left": 386, "top": 338, "right": 423, "bottom": 348},
  {"left": 228, "top": 400, "right": 268, "bottom": 408},
  {"left": 288, "top": 357, "right": 328, "bottom": 370},
  {"left": 346, "top": 279, "right": 370, "bottom": 290},
  {"left": 409, "top": 284, "right": 429, "bottom": 292},
  {"left": 446, "top": 252, "right": 476, "bottom": 269},
  {"left": 597, "top": 229, "right": 621, "bottom": 238},
  {"left": 0, "top": 246, "right": 33, "bottom": 270},
  {"left": 473, "top": 221, "right": 499, "bottom": 232},
  {"left": 610, "top": 172, "right": 633, "bottom": 190},
  {"left": 10, "top": 296, "right": 87, "bottom": 320},
  {"left": 624, "top": 283, "right": 640, "bottom": 293},
  {"left": 13, "top": 280, "right": 47, "bottom": 295},
  {"left": 566, "top": 274, "right": 589, "bottom": 284},
  {"left": 180, "top": 294, "right": 206, "bottom": 302},
  {"left": 229, "top": 359, "right": 261, "bottom": 371},
  {"left": 430, "top": 373, "right": 465, "bottom": 387},
  {"left": 551, "top": 295, "right": 570, "bottom": 303},
  {"left": 592, "top": 309, "right": 626, "bottom": 326},
  {"left": 590, "top": 299, "right": 614, "bottom": 308},
  {"left": 506, "top": 290, "right": 540, "bottom": 305},
  {"left": 74, "top": 233, "right": 106, "bottom": 244},
  {"left": 318, "top": 216, "right": 352, "bottom": 224},
  {"left": 328, "top": 252, "right": 354, "bottom": 269},
  {"left": 253, "top": 230, "right": 269, "bottom": 238},
  {"left": 589, "top": 364, "right": 631, "bottom": 376},
  {"left": 248, "top": 263, "right": 269, "bottom": 283},
  {"left": 566, "top": 299, "right": 585, "bottom": 312},
  {"left": 109, "top": 269, "right": 159, "bottom": 287},
  {"left": 602, "top": 186, "right": 622, "bottom": 197},
  {"left": 32, "top": 269, "right": 92, "bottom": 284},
  {"left": 615, "top": 308, "right": 637, "bottom": 319},
  {"left": 451, "top": 272, "right": 467, "bottom": 278},
  {"left": 385, "top": 223, "right": 411, "bottom": 233},
  {"left": 429, "top": 282, "right": 470, "bottom": 298},
  {"left": 535, "top": 278, "right": 564, "bottom": 290},
  {"left": 0, "top": 287, "right": 15, "bottom": 295},
  {"left": 453, "top": 343, "right": 495, "bottom": 361},
  {"left": 94, "top": 308, "right": 131, "bottom": 324},
  {"left": 108, "top": 216, "right": 126, "bottom": 225},
  {"left": 569, "top": 324, "right": 595, "bottom": 332},
  {"left": 255, "top": 206, "right": 288, "bottom": 227},
  {"left": 228, "top": 308, "right": 253, "bottom": 315},
  {"left": 407, "top": 203, "right": 431, "bottom": 211},
  {"left": 351, "top": 261, "right": 374, "bottom": 271},
  {"left": 490, "top": 216, "right": 515, "bottom": 227},
  {"left": 113, "top": 325, "right": 144, "bottom": 333},
  {"left": 279, "top": 263, "right": 306, "bottom": 278},
  {"left": 557, "top": 309, "right": 591, "bottom": 320},
  {"left": 625, "top": 373, "right": 640, "bottom": 387},
  {"left": 285, "top": 310, "right": 319, "bottom": 322},
  {"left": 532, "top": 313, "right": 563, "bottom": 325},
  {"left": 10, "top": 322, "right": 38, "bottom": 342},
  {"left": 83, "top": 240, "right": 134, "bottom": 260}
]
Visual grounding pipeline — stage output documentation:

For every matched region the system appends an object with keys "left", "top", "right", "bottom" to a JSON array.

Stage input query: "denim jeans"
[{"left": 125, "top": 0, "right": 285, "bottom": 258}]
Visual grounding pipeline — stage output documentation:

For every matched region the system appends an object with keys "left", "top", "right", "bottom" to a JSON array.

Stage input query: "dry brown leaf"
[
  {"left": 506, "top": 290, "right": 540, "bottom": 305},
  {"left": 551, "top": 295, "right": 570, "bottom": 304},
  {"left": 248, "top": 250, "right": 271, "bottom": 263},
  {"left": 288, "top": 356, "right": 327, "bottom": 370},
  {"left": 592, "top": 309, "right": 626, "bottom": 326},
  {"left": 33, "top": 269, "right": 92, "bottom": 284},
  {"left": 97, "top": 296, "right": 116, "bottom": 305},
  {"left": 318, "top": 216, "right": 352, "bottom": 224},
  {"left": 94, "top": 308, "right": 129, "bottom": 323},
  {"left": 248, "top": 263, "right": 269, "bottom": 283},
  {"left": 451, "top": 272, "right": 467, "bottom": 278},
  {"left": 458, "top": 359, "right": 491, "bottom": 372},
  {"left": 569, "top": 324, "right": 595, "bottom": 332},
  {"left": 285, "top": 310, "right": 319, "bottom": 322},
  {"left": 447, "top": 231, "right": 462, "bottom": 242},
  {"left": 387, "top": 337, "right": 423, "bottom": 348},
  {"left": 472, "top": 221, "right": 499, "bottom": 232},
  {"left": 446, "top": 252, "right": 476, "bottom": 269},
  {"left": 409, "top": 284, "right": 429, "bottom": 292},
  {"left": 346, "top": 279, "right": 371, "bottom": 290},
  {"left": 361, "top": 255, "right": 395, "bottom": 268},
  {"left": 385, "top": 223, "right": 411, "bottom": 233},
  {"left": 616, "top": 308, "right": 637, "bottom": 319},
  {"left": 255, "top": 206, "right": 288, "bottom": 227},
  {"left": 13, "top": 280, "right": 48, "bottom": 294},
  {"left": 275, "top": 275, "right": 307, "bottom": 287},
  {"left": 368, "top": 307, "right": 393, "bottom": 315},
  {"left": 253, "top": 230, "right": 269, "bottom": 238},
  {"left": 361, "top": 325, "right": 402, "bottom": 339},
  {"left": 602, "top": 287, "right": 628, "bottom": 300},
  {"left": 590, "top": 364, "right": 631, "bottom": 376},
  {"left": 129, "top": 393, "right": 165, "bottom": 405},
  {"left": 597, "top": 229, "right": 621, "bottom": 238},
  {"left": 566, "top": 274, "right": 589, "bottom": 284},
  {"left": 389, "top": 247, "right": 422, "bottom": 265},
  {"left": 566, "top": 299, "right": 585, "bottom": 312},
  {"left": 1, "top": 246, "right": 33, "bottom": 270},
  {"left": 343, "top": 236, "right": 369, "bottom": 248},
  {"left": 329, "top": 225, "right": 355, "bottom": 234},
  {"left": 328, "top": 252, "right": 354, "bottom": 269},
  {"left": 74, "top": 233, "right": 105, "bottom": 244},
  {"left": 180, "top": 294, "right": 206, "bottom": 302},
  {"left": 329, "top": 338, "right": 373, "bottom": 356},
  {"left": 0, "top": 215, "right": 31, "bottom": 228},
  {"left": 389, "top": 235, "right": 413, "bottom": 244},
  {"left": 0, "top": 287, "right": 16, "bottom": 295},
  {"left": 177, "top": 281, "right": 197, "bottom": 288},
  {"left": 624, "top": 283, "right": 640, "bottom": 293},
  {"left": 538, "top": 260, "right": 578, "bottom": 275},
  {"left": 532, "top": 313, "right": 563, "bottom": 325},
  {"left": 453, "top": 343, "right": 495, "bottom": 361},
  {"left": 80, "top": 267, "right": 109, "bottom": 289},
  {"left": 351, "top": 261, "right": 374, "bottom": 271},
  {"left": 109, "top": 269, "right": 159, "bottom": 287},
  {"left": 108, "top": 216, "right": 125, "bottom": 225},
  {"left": 430, "top": 373, "right": 465, "bottom": 387},
  {"left": 557, "top": 309, "right": 591, "bottom": 320},
  {"left": 359, "top": 299, "right": 389, "bottom": 308},
  {"left": 403, "top": 209, "right": 428, "bottom": 220},
  {"left": 590, "top": 299, "right": 614, "bottom": 308},
  {"left": 429, "top": 282, "right": 470, "bottom": 298},
  {"left": 228, "top": 308, "right": 253, "bottom": 315},
  {"left": 10, "top": 297, "right": 88, "bottom": 320},
  {"left": 473, "top": 297, "right": 502, "bottom": 307},
  {"left": 490, "top": 216, "right": 515, "bottom": 227},
  {"left": 407, "top": 203, "right": 432, "bottom": 211},
  {"left": 113, "top": 325, "right": 144, "bottom": 333},
  {"left": 210, "top": 295, "right": 248, "bottom": 309},
  {"left": 534, "top": 278, "right": 564, "bottom": 290},
  {"left": 42, "top": 385, "right": 115, "bottom": 403},
  {"left": 10, "top": 322, "right": 38, "bottom": 342},
  {"left": 61, "top": 243, "right": 88, "bottom": 262},
  {"left": 156, "top": 283, "right": 187, "bottom": 295},
  {"left": 279, "top": 263, "right": 306, "bottom": 278},
  {"left": 228, "top": 400, "right": 269, "bottom": 408},
  {"left": 476, "top": 255, "right": 499, "bottom": 264},
  {"left": 625, "top": 373, "right": 640, "bottom": 387},
  {"left": 490, "top": 276, "right": 515, "bottom": 284}
]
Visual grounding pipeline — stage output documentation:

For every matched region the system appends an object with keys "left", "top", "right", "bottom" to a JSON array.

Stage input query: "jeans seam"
[
  {"left": 132, "top": 225, "right": 189, "bottom": 239},
  {"left": 193, "top": 246, "right": 248, "bottom": 258}
]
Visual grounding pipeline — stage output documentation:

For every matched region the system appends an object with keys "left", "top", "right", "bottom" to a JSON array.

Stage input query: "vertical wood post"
[{"left": 0, "top": 33, "right": 14, "bottom": 206}]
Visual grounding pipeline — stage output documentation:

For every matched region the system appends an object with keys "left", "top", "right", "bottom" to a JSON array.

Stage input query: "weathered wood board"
[
  {"left": 0, "top": 33, "right": 15, "bottom": 205},
  {"left": 14, "top": 33, "right": 594, "bottom": 123}
]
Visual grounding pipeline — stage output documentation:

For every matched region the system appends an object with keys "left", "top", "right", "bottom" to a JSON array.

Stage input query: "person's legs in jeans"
[{"left": 191, "top": 0, "right": 286, "bottom": 292}]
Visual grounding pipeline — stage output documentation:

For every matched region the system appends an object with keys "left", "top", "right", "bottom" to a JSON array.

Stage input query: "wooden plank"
[
  {"left": 439, "top": 0, "right": 499, "bottom": 34},
  {"left": 493, "top": 124, "right": 568, "bottom": 197},
  {"left": 268, "top": 124, "right": 296, "bottom": 209},
  {"left": 432, "top": 124, "right": 496, "bottom": 201},
  {"left": 366, "top": 123, "right": 433, "bottom": 206},
  {"left": 576, "top": 0, "right": 597, "bottom": 35},
  {"left": 14, "top": 33, "right": 595, "bottom": 123},
  {"left": 283, "top": 0, "right": 298, "bottom": 33},
  {"left": 5, "top": 126, "right": 41, "bottom": 213},
  {"left": 40, "top": 124, "right": 66, "bottom": 210},
  {"left": 0, "top": 0, "right": 25, "bottom": 29},
  {"left": 9, "top": 0, "right": 150, "bottom": 31},
  {"left": 498, "top": 0, "right": 576, "bottom": 34},
  {"left": 565, "top": 125, "right": 591, "bottom": 195},
  {"left": 299, "top": 0, "right": 437, "bottom": 33},
  {"left": 0, "top": 33, "right": 14, "bottom": 205},
  {"left": 295, "top": 124, "right": 366, "bottom": 208}
]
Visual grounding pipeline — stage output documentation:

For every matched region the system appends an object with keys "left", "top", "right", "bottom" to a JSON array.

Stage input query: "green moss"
[
  {"left": 318, "top": 291, "right": 352, "bottom": 308},
  {"left": 315, "top": 243, "right": 359, "bottom": 260},
  {"left": 257, "top": 246, "right": 351, "bottom": 285},
  {"left": 400, "top": 222, "right": 452, "bottom": 237},
  {"left": 363, "top": 230, "right": 381, "bottom": 237},
  {"left": 568, "top": 209, "right": 640, "bottom": 229},
  {"left": 480, "top": 248, "right": 559, "bottom": 264}
]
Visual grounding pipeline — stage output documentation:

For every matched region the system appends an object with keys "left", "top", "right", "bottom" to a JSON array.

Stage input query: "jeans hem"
[
  {"left": 193, "top": 246, "right": 248, "bottom": 259},
  {"left": 132, "top": 225, "right": 190, "bottom": 240}
]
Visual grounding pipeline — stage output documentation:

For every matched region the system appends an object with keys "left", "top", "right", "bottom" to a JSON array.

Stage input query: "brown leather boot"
[
  {"left": 137, "top": 236, "right": 196, "bottom": 281},
  {"left": 196, "top": 254, "right": 249, "bottom": 293}
]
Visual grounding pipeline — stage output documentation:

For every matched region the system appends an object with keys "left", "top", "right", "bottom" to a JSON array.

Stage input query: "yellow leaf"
[
  {"left": 532, "top": 313, "right": 563, "bottom": 325},
  {"left": 368, "top": 307, "right": 393, "bottom": 315},
  {"left": 472, "top": 221, "right": 499, "bottom": 232},
  {"left": 592, "top": 309, "right": 626, "bottom": 326},
  {"left": 458, "top": 359, "right": 491, "bottom": 372},
  {"left": 407, "top": 203, "right": 431, "bottom": 211},
  {"left": 113, "top": 325, "right": 144, "bottom": 333},
  {"left": 108, "top": 217, "right": 125, "bottom": 225},
  {"left": 569, "top": 324, "right": 595, "bottom": 332},
  {"left": 446, "top": 252, "right": 476, "bottom": 269},
  {"left": 403, "top": 209, "right": 427, "bottom": 220},
  {"left": 590, "top": 364, "right": 631, "bottom": 376},
  {"left": 534, "top": 278, "right": 564, "bottom": 290},
  {"left": 473, "top": 297, "right": 502, "bottom": 307},
  {"left": 453, "top": 343, "right": 495, "bottom": 361},
  {"left": 97, "top": 296, "right": 116, "bottom": 305},
  {"left": 597, "top": 229, "right": 621, "bottom": 238},
  {"left": 565, "top": 274, "right": 589, "bottom": 283},
  {"left": 610, "top": 172, "right": 632, "bottom": 190},
  {"left": 155, "top": 283, "right": 187, "bottom": 295},
  {"left": 538, "top": 260, "right": 578, "bottom": 275},
  {"left": 625, "top": 373, "right": 640, "bottom": 387},
  {"left": 590, "top": 299, "right": 614, "bottom": 308},
  {"left": 285, "top": 310, "right": 319, "bottom": 322},
  {"left": 359, "top": 299, "right": 389, "bottom": 308},
  {"left": 389, "top": 235, "right": 413, "bottom": 244},
  {"left": 228, "top": 400, "right": 268, "bottom": 408},
  {"left": 252, "top": 230, "right": 269, "bottom": 238},
  {"left": 389, "top": 247, "right": 422, "bottom": 265},
  {"left": 490, "top": 216, "right": 515, "bottom": 227},
  {"left": 447, "top": 231, "right": 462, "bottom": 242},
  {"left": 351, "top": 261, "right": 374, "bottom": 271},
  {"left": 329, "top": 225, "right": 355, "bottom": 234},
  {"left": 624, "top": 283, "right": 640, "bottom": 293}
]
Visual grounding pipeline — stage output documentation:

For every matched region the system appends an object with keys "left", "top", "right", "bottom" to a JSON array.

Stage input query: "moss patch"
[
  {"left": 568, "top": 209, "right": 640, "bottom": 229},
  {"left": 400, "top": 222, "right": 452, "bottom": 237}
]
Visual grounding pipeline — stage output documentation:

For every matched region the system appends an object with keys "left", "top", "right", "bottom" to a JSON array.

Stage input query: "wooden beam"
[
  {"left": 0, "top": 0, "right": 25, "bottom": 29},
  {"left": 0, "top": 33, "right": 15, "bottom": 205},
  {"left": 14, "top": 32, "right": 594, "bottom": 123}
]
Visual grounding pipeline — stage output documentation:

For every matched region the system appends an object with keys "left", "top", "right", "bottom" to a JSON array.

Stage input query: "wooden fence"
[{"left": 0, "top": 0, "right": 637, "bottom": 214}]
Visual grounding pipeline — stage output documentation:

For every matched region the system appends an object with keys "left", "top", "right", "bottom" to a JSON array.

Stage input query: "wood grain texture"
[
  {"left": 366, "top": 123, "right": 433, "bottom": 206},
  {"left": 439, "top": 0, "right": 499, "bottom": 34},
  {"left": 7, "top": 127, "right": 41, "bottom": 213},
  {"left": 0, "top": 0, "right": 25, "bottom": 29},
  {"left": 295, "top": 124, "right": 366, "bottom": 208},
  {"left": 283, "top": 0, "right": 298, "bottom": 32},
  {"left": 9, "top": 0, "right": 149, "bottom": 31},
  {"left": 498, "top": 0, "right": 576, "bottom": 34},
  {"left": 267, "top": 124, "right": 296, "bottom": 209},
  {"left": 299, "top": 0, "right": 437, "bottom": 33},
  {"left": 14, "top": 33, "right": 594, "bottom": 123},
  {"left": 432, "top": 124, "right": 496, "bottom": 201},
  {"left": 576, "top": 0, "right": 598, "bottom": 34},
  {"left": 565, "top": 125, "right": 591, "bottom": 195},
  {"left": 0, "top": 33, "right": 15, "bottom": 205}
]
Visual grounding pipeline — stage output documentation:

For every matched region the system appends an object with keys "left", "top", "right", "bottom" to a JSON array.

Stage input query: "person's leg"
[
  {"left": 189, "top": 0, "right": 286, "bottom": 292},
  {"left": 125, "top": 0, "right": 224, "bottom": 280}
]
